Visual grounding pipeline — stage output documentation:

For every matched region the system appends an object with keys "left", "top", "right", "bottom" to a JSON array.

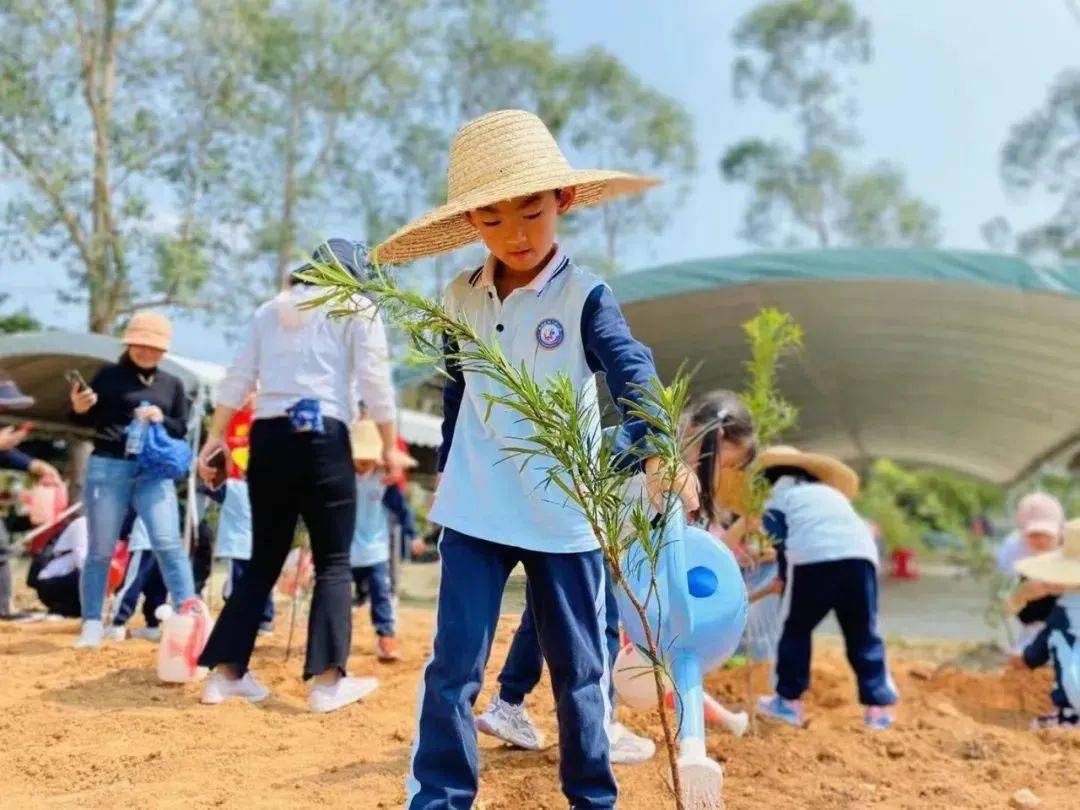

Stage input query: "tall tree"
[
  {"left": 0, "top": 0, "right": 240, "bottom": 333},
  {"left": 720, "top": 0, "right": 940, "bottom": 249},
  {"left": 990, "top": 68, "right": 1080, "bottom": 261},
  {"left": 0, "top": 294, "right": 41, "bottom": 334}
]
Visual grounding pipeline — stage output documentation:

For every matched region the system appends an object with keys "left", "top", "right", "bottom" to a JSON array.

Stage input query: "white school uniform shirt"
[
  {"left": 430, "top": 249, "right": 603, "bottom": 554},
  {"left": 350, "top": 472, "right": 391, "bottom": 568},
  {"left": 39, "top": 516, "right": 89, "bottom": 581},
  {"left": 215, "top": 284, "right": 396, "bottom": 425},
  {"left": 214, "top": 478, "right": 253, "bottom": 560},
  {"left": 765, "top": 477, "right": 879, "bottom": 568}
]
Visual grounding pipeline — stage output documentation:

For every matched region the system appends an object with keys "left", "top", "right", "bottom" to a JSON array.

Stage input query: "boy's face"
[{"left": 465, "top": 189, "right": 576, "bottom": 273}]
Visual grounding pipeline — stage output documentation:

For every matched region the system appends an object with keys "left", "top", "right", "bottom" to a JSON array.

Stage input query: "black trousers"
[{"left": 199, "top": 417, "right": 356, "bottom": 679}]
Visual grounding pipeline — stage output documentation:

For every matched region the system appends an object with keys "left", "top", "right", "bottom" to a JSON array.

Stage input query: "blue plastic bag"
[{"left": 137, "top": 423, "right": 193, "bottom": 480}]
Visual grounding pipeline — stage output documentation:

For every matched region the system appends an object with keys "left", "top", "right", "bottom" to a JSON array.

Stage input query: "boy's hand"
[
  {"left": 383, "top": 447, "right": 413, "bottom": 482},
  {"left": 644, "top": 456, "right": 700, "bottom": 513}
]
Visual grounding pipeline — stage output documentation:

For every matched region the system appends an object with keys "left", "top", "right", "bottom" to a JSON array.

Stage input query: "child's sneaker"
[
  {"left": 257, "top": 621, "right": 275, "bottom": 637},
  {"left": 104, "top": 624, "right": 127, "bottom": 642},
  {"left": 309, "top": 675, "right": 378, "bottom": 713},
  {"left": 202, "top": 671, "right": 271, "bottom": 705},
  {"left": 756, "top": 694, "right": 804, "bottom": 727},
  {"left": 1032, "top": 708, "right": 1080, "bottom": 730},
  {"left": 608, "top": 721, "right": 655, "bottom": 764},
  {"left": 476, "top": 696, "right": 546, "bottom": 750},
  {"left": 865, "top": 706, "right": 894, "bottom": 730},
  {"left": 131, "top": 626, "right": 162, "bottom": 642},
  {"left": 376, "top": 635, "right": 400, "bottom": 662},
  {"left": 74, "top": 620, "right": 105, "bottom": 649}
]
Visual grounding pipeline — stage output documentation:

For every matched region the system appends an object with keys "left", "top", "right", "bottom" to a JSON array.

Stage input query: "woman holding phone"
[{"left": 69, "top": 311, "right": 196, "bottom": 649}]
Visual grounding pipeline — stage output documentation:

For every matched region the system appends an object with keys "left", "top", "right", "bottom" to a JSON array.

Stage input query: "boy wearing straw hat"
[
  {"left": 1011, "top": 518, "right": 1080, "bottom": 729},
  {"left": 751, "top": 447, "right": 899, "bottom": 730},
  {"left": 376, "top": 109, "right": 698, "bottom": 809},
  {"left": 349, "top": 418, "right": 417, "bottom": 662}
]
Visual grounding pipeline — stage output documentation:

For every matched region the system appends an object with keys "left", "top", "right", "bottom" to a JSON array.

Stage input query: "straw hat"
[
  {"left": 715, "top": 467, "right": 750, "bottom": 515},
  {"left": 1016, "top": 519, "right": 1080, "bottom": 586},
  {"left": 372, "top": 109, "right": 661, "bottom": 264},
  {"left": 755, "top": 446, "right": 861, "bottom": 501},
  {"left": 122, "top": 311, "right": 172, "bottom": 352}
]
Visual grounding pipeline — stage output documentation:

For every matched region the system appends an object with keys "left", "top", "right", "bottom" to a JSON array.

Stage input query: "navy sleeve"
[
  {"left": 0, "top": 448, "right": 32, "bottom": 472},
  {"left": 438, "top": 334, "right": 466, "bottom": 473},
  {"left": 162, "top": 377, "right": 190, "bottom": 439},
  {"left": 581, "top": 285, "right": 659, "bottom": 466},
  {"left": 763, "top": 508, "right": 789, "bottom": 542},
  {"left": 382, "top": 485, "right": 417, "bottom": 541},
  {"left": 198, "top": 482, "right": 227, "bottom": 505}
]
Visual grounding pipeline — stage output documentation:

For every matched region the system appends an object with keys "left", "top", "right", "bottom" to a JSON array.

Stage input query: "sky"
[{"left": 4, "top": 0, "right": 1079, "bottom": 362}]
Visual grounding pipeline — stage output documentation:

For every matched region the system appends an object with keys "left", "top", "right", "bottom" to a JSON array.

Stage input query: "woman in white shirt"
[{"left": 196, "top": 239, "right": 408, "bottom": 713}]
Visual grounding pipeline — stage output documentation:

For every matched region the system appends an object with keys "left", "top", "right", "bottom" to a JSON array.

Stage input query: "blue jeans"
[
  {"left": 352, "top": 562, "right": 394, "bottom": 636},
  {"left": 407, "top": 529, "right": 615, "bottom": 810},
  {"left": 81, "top": 454, "right": 196, "bottom": 622}
]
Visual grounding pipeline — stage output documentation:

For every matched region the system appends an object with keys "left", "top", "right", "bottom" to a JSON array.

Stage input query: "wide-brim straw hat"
[
  {"left": 372, "top": 109, "right": 661, "bottom": 264},
  {"left": 1016, "top": 519, "right": 1080, "bottom": 586},
  {"left": 756, "top": 446, "right": 861, "bottom": 501},
  {"left": 122, "top": 310, "right": 172, "bottom": 352}
]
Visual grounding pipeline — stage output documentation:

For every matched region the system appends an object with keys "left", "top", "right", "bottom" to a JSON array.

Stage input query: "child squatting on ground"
[
  {"left": 371, "top": 109, "right": 700, "bottom": 810},
  {"left": 348, "top": 418, "right": 417, "bottom": 663},
  {"left": 753, "top": 447, "right": 899, "bottom": 731},
  {"left": 1011, "top": 517, "right": 1080, "bottom": 730},
  {"left": 476, "top": 392, "right": 757, "bottom": 765}
]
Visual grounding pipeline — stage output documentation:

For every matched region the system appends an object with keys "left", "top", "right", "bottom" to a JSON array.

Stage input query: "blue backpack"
[{"left": 137, "top": 423, "right": 193, "bottom": 480}]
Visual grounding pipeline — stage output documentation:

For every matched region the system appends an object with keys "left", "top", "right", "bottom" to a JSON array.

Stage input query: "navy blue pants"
[
  {"left": 776, "top": 558, "right": 896, "bottom": 706},
  {"left": 111, "top": 549, "right": 167, "bottom": 628},
  {"left": 226, "top": 559, "right": 275, "bottom": 626},
  {"left": 499, "top": 564, "right": 620, "bottom": 708},
  {"left": 407, "top": 529, "right": 615, "bottom": 810},
  {"left": 352, "top": 561, "right": 394, "bottom": 637}
]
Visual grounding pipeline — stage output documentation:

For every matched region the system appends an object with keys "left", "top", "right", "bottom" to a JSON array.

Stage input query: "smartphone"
[
  {"left": 206, "top": 447, "right": 228, "bottom": 490},
  {"left": 65, "top": 369, "right": 89, "bottom": 391}
]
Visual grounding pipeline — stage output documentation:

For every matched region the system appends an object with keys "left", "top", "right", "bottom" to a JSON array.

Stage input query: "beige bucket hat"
[
  {"left": 756, "top": 446, "right": 861, "bottom": 501},
  {"left": 372, "top": 109, "right": 661, "bottom": 264},
  {"left": 1016, "top": 519, "right": 1080, "bottom": 586},
  {"left": 122, "top": 311, "right": 172, "bottom": 352}
]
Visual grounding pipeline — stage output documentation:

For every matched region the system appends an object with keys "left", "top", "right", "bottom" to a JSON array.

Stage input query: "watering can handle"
[{"left": 662, "top": 494, "right": 696, "bottom": 642}]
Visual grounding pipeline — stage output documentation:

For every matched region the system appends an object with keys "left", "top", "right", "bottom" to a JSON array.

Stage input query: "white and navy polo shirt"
[{"left": 430, "top": 248, "right": 657, "bottom": 554}]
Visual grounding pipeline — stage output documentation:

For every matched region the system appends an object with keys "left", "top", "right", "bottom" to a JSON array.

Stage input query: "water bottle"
[{"left": 125, "top": 400, "right": 151, "bottom": 456}]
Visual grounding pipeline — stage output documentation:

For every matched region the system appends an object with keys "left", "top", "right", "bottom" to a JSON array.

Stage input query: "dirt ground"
[{"left": 0, "top": 602, "right": 1076, "bottom": 810}]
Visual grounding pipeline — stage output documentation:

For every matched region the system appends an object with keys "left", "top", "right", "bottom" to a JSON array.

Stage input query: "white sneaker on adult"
[
  {"left": 104, "top": 625, "right": 127, "bottom": 642},
  {"left": 131, "top": 627, "right": 162, "bottom": 642},
  {"left": 74, "top": 620, "right": 105, "bottom": 649},
  {"left": 201, "top": 671, "right": 271, "bottom": 705},
  {"left": 476, "top": 696, "right": 546, "bottom": 751},
  {"left": 608, "top": 721, "right": 656, "bottom": 765},
  {"left": 309, "top": 675, "right": 378, "bottom": 714}
]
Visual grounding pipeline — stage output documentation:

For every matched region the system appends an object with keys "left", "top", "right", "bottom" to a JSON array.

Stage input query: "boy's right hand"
[{"left": 70, "top": 383, "right": 98, "bottom": 414}]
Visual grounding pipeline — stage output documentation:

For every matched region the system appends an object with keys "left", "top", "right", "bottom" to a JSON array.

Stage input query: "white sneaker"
[
  {"left": 309, "top": 675, "right": 379, "bottom": 714},
  {"left": 201, "top": 671, "right": 271, "bottom": 705},
  {"left": 476, "top": 696, "right": 546, "bottom": 750},
  {"left": 74, "top": 620, "right": 105, "bottom": 649},
  {"left": 104, "top": 625, "right": 127, "bottom": 642},
  {"left": 608, "top": 721, "right": 656, "bottom": 765},
  {"left": 131, "top": 627, "right": 162, "bottom": 642}
]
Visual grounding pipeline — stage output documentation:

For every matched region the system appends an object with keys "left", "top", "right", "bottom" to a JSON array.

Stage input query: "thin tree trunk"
[{"left": 275, "top": 93, "right": 302, "bottom": 289}]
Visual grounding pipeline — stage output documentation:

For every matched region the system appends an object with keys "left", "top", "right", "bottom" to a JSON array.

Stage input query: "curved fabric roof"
[{"left": 609, "top": 248, "right": 1080, "bottom": 484}]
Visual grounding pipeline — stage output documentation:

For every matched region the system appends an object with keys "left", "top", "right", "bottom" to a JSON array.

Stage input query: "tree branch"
[
  {"left": 118, "top": 0, "right": 165, "bottom": 42},
  {"left": 0, "top": 135, "right": 92, "bottom": 268}
]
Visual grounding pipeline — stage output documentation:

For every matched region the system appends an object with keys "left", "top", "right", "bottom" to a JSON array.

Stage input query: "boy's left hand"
[{"left": 644, "top": 456, "right": 700, "bottom": 513}]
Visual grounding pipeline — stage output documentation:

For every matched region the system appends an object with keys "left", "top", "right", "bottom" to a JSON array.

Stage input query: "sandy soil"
[{"left": 0, "top": 604, "right": 1075, "bottom": 809}]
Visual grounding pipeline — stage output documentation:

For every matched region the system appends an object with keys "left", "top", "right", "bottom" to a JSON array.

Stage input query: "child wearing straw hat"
[
  {"left": 349, "top": 418, "right": 417, "bottom": 663},
  {"left": 751, "top": 447, "right": 899, "bottom": 730},
  {"left": 376, "top": 109, "right": 698, "bottom": 810}
]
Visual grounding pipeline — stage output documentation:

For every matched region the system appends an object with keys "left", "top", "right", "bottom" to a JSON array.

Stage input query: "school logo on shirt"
[{"left": 535, "top": 318, "right": 564, "bottom": 350}]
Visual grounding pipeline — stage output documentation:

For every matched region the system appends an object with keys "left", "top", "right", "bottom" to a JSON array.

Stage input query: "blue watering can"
[{"left": 616, "top": 496, "right": 748, "bottom": 808}]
